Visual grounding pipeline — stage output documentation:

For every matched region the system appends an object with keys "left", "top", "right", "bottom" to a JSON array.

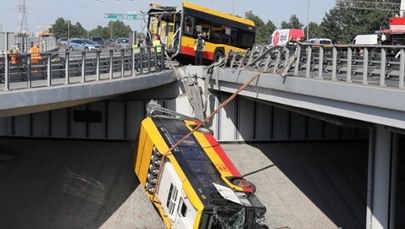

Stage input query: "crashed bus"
[
  {"left": 133, "top": 103, "right": 266, "bottom": 228},
  {"left": 147, "top": 2, "right": 256, "bottom": 63}
]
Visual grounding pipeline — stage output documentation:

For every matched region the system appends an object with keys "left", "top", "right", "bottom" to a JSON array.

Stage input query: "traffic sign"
[{"left": 104, "top": 13, "right": 137, "bottom": 20}]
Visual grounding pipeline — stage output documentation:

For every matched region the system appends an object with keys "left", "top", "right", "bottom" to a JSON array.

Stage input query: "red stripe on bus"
[{"left": 203, "top": 133, "right": 241, "bottom": 176}]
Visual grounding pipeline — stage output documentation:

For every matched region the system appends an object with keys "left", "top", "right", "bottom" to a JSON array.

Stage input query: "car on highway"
[
  {"left": 68, "top": 39, "right": 101, "bottom": 51},
  {"left": 58, "top": 38, "right": 69, "bottom": 47},
  {"left": 114, "top": 37, "right": 130, "bottom": 48},
  {"left": 90, "top": 36, "right": 104, "bottom": 46}
]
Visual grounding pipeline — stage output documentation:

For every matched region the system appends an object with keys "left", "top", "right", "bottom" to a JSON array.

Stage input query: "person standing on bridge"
[
  {"left": 194, "top": 33, "right": 205, "bottom": 65},
  {"left": 7, "top": 45, "right": 19, "bottom": 65},
  {"left": 29, "top": 42, "right": 42, "bottom": 64}
]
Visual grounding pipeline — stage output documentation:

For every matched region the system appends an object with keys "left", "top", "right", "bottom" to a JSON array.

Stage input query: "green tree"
[
  {"left": 303, "top": 22, "right": 322, "bottom": 40},
  {"left": 281, "top": 15, "right": 303, "bottom": 29},
  {"left": 107, "top": 20, "right": 132, "bottom": 40},
  {"left": 52, "top": 18, "right": 68, "bottom": 39},
  {"left": 245, "top": 10, "right": 276, "bottom": 44},
  {"left": 318, "top": 0, "right": 397, "bottom": 43}
]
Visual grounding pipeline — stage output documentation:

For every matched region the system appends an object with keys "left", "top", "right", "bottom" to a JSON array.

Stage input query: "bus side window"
[{"left": 184, "top": 16, "right": 194, "bottom": 36}]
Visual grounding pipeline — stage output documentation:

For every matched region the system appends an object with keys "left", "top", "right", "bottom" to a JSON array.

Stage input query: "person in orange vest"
[
  {"left": 7, "top": 45, "right": 19, "bottom": 64},
  {"left": 29, "top": 42, "right": 42, "bottom": 64}
]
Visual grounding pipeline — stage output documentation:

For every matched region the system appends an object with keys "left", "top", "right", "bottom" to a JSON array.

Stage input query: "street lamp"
[
  {"left": 307, "top": 0, "right": 310, "bottom": 40},
  {"left": 66, "top": 20, "right": 70, "bottom": 39}
]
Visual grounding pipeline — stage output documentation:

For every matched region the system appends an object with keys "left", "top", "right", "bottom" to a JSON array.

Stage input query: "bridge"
[{"left": 0, "top": 43, "right": 404, "bottom": 229}]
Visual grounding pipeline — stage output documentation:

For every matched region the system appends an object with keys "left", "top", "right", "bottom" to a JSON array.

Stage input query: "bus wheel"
[
  {"left": 232, "top": 178, "right": 256, "bottom": 193},
  {"left": 213, "top": 50, "right": 224, "bottom": 63}
]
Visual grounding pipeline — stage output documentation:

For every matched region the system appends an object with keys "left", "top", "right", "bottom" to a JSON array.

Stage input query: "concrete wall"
[{"left": 0, "top": 91, "right": 368, "bottom": 142}]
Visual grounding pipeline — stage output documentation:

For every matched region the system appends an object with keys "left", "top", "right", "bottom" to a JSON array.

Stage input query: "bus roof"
[{"left": 182, "top": 2, "right": 255, "bottom": 27}]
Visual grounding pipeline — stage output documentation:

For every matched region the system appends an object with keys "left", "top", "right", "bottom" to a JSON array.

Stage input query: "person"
[
  {"left": 152, "top": 34, "right": 161, "bottom": 53},
  {"left": 7, "top": 45, "right": 19, "bottom": 65},
  {"left": 194, "top": 33, "right": 205, "bottom": 65},
  {"left": 29, "top": 42, "right": 42, "bottom": 64}
]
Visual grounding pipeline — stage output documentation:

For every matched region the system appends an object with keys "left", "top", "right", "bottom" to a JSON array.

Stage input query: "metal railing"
[
  {"left": 226, "top": 43, "right": 405, "bottom": 89},
  {"left": 0, "top": 45, "right": 166, "bottom": 91}
]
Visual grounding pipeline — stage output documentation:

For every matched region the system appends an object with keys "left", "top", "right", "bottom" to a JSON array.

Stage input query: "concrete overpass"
[{"left": 0, "top": 43, "right": 404, "bottom": 228}]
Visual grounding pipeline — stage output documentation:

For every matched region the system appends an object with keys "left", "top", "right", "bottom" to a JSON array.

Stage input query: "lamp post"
[
  {"left": 66, "top": 20, "right": 70, "bottom": 39},
  {"left": 307, "top": 0, "right": 310, "bottom": 40}
]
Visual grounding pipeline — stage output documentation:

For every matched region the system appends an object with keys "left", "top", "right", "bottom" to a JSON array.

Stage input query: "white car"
[{"left": 68, "top": 39, "right": 102, "bottom": 51}]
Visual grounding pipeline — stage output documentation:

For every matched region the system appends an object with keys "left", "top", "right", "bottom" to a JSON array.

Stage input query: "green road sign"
[{"left": 104, "top": 13, "right": 137, "bottom": 20}]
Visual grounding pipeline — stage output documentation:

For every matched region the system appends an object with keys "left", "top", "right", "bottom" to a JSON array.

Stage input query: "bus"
[
  {"left": 147, "top": 2, "right": 256, "bottom": 63},
  {"left": 133, "top": 104, "right": 266, "bottom": 228}
]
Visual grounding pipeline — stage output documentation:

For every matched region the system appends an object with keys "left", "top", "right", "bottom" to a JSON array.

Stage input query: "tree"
[
  {"left": 318, "top": 0, "right": 396, "bottom": 43},
  {"left": 281, "top": 15, "right": 303, "bottom": 29},
  {"left": 245, "top": 10, "right": 276, "bottom": 44},
  {"left": 303, "top": 22, "right": 322, "bottom": 39}
]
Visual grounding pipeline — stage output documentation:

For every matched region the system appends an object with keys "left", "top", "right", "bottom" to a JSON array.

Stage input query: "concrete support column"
[{"left": 367, "top": 125, "right": 398, "bottom": 229}]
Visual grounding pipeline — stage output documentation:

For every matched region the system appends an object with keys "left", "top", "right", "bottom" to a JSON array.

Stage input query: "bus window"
[
  {"left": 184, "top": 16, "right": 194, "bottom": 36},
  {"left": 240, "top": 31, "right": 255, "bottom": 49}
]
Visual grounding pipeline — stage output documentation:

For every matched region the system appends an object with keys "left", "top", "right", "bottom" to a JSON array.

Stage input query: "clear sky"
[{"left": 0, "top": 0, "right": 336, "bottom": 34}]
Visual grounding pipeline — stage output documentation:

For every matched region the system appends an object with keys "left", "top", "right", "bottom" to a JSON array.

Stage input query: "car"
[
  {"left": 90, "top": 36, "right": 104, "bottom": 46},
  {"left": 114, "top": 37, "right": 130, "bottom": 48},
  {"left": 306, "top": 38, "right": 332, "bottom": 45},
  {"left": 58, "top": 38, "right": 68, "bottom": 47},
  {"left": 68, "top": 39, "right": 101, "bottom": 51}
]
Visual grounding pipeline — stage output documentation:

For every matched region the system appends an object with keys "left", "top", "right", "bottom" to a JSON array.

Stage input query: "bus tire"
[
  {"left": 213, "top": 49, "right": 224, "bottom": 63},
  {"left": 232, "top": 178, "right": 256, "bottom": 193}
]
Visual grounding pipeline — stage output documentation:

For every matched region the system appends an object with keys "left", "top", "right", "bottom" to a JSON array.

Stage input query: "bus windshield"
[{"left": 147, "top": 2, "right": 255, "bottom": 62}]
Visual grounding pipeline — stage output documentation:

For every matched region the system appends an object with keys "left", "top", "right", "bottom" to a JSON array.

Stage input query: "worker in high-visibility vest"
[
  {"left": 29, "top": 42, "right": 42, "bottom": 64},
  {"left": 152, "top": 34, "right": 161, "bottom": 53},
  {"left": 194, "top": 32, "right": 205, "bottom": 65},
  {"left": 7, "top": 45, "right": 19, "bottom": 64}
]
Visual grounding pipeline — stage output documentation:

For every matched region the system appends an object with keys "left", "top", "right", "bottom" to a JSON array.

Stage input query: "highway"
[{"left": 1, "top": 138, "right": 398, "bottom": 229}]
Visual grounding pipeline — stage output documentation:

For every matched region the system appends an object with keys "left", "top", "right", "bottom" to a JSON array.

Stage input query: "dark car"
[{"left": 90, "top": 36, "right": 104, "bottom": 46}]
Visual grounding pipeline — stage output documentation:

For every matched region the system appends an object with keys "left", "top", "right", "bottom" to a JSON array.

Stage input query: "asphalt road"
[{"left": 0, "top": 138, "right": 403, "bottom": 229}]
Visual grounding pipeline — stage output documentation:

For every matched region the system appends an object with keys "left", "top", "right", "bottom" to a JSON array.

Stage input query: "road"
[{"left": 0, "top": 138, "right": 403, "bottom": 228}]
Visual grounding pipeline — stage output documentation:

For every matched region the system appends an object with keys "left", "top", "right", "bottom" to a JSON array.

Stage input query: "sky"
[{"left": 0, "top": 0, "right": 336, "bottom": 34}]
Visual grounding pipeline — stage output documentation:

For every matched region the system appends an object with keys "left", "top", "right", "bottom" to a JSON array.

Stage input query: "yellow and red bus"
[
  {"left": 147, "top": 2, "right": 256, "bottom": 62},
  {"left": 133, "top": 105, "right": 266, "bottom": 228}
]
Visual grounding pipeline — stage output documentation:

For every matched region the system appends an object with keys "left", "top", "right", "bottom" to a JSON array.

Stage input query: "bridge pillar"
[{"left": 367, "top": 125, "right": 398, "bottom": 229}]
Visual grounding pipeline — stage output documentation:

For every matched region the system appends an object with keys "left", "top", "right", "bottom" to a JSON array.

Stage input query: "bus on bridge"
[{"left": 147, "top": 2, "right": 256, "bottom": 63}]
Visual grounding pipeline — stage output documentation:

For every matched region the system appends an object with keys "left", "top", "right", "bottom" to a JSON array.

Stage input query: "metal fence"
[
  {"left": 0, "top": 45, "right": 166, "bottom": 91},
  {"left": 226, "top": 43, "right": 405, "bottom": 89}
]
